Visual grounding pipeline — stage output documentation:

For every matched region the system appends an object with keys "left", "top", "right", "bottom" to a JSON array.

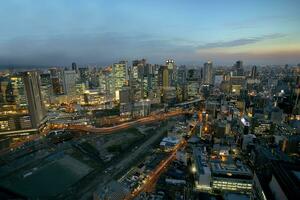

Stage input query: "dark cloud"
[
  {"left": 197, "top": 33, "right": 285, "bottom": 49},
  {"left": 0, "top": 32, "right": 297, "bottom": 67},
  {"left": 0, "top": 32, "right": 198, "bottom": 66}
]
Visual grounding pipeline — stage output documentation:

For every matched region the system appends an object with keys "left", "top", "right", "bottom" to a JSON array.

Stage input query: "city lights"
[{"left": 0, "top": 1, "right": 299, "bottom": 199}]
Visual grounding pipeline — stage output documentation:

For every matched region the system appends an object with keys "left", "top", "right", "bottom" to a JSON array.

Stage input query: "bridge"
[
  {"left": 174, "top": 98, "right": 201, "bottom": 107},
  {"left": 48, "top": 110, "right": 193, "bottom": 134}
]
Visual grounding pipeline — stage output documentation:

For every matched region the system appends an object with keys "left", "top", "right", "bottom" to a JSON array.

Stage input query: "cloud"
[
  {"left": 225, "top": 15, "right": 300, "bottom": 30},
  {"left": 197, "top": 33, "right": 285, "bottom": 49},
  {"left": 0, "top": 32, "right": 297, "bottom": 67},
  {"left": 0, "top": 32, "right": 198, "bottom": 66},
  {"left": 195, "top": 49, "right": 300, "bottom": 65}
]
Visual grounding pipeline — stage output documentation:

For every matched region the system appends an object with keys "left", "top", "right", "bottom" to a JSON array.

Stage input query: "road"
[
  {"left": 0, "top": 134, "right": 41, "bottom": 155},
  {"left": 51, "top": 110, "right": 191, "bottom": 134},
  {"left": 1, "top": 110, "right": 190, "bottom": 156},
  {"left": 72, "top": 121, "right": 171, "bottom": 200},
  {"left": 125, "top": 121, "right": 198, "bottom": 200}
]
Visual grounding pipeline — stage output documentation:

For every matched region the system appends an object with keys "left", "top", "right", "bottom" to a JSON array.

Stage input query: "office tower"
[
  {"left": 158, "top": 65, "right": 169, "bottom": 87},
  {"left": 10, "top": 76, "right": 27, "bottom": 108},
  {"left": 177, "top": 66, "right": 187, "bottom": 85},
  {"left": 106, "top": 68, "right": 114, "bottom": 100},
  {"left": 99, "top": 69, "right": 106, "bottom": 94},
  {"left": 132, "top": 59, "right": 146, "bottom": 79},
  {"left": 0, "top": 81, "right": 4, "bottom": 104},
  {"left": 146, "top": 64, "right": 160, "bottom": 101},
  {"left": 78, "top": 67, "right": 89, "bottom": 85},
  {"left": 251, "top": 65, "right": 258, "bottom": 78},
  {"left": 22, "top": 71, "right": 46, "bottom": 128},
  {"left": 136, "top": 62, "right": 156, "bottom": 99},
  {"left": 5, "top": 81, "right": 15, "bottom": 103},
  {"left": 203, "top": 61, "right": 213, "bottom": 85},
  {"left": 50, "top": 68, "right": 65, "bottom": 95},
  {"left": 89, "top": 67, "right": 100, "bottom": 89},
  {"left": 177, "top": 66, "right": 188, "bottom": 101},
  {"left": 166, "top": 59, "right": 177, "bottom": 86},
  {"left": 63, "top": 70, "right": 77, "bottom": 95},
  {"left": 113, "top": 61, "right": 128, "bottom": 100},
  {"left": 234, "top": 60, "right": 244, "bottom": 76},
  {"left": 72, "top": 62, "right": 78, "bottom": 72},
  {"left": 130, "top": 59, "right": 146, "bottom": 101},
  {"left": 119, "top": 86, "right": 132, "bottom": 114},
  {"left": 158, "top": 65, "right": 177, "bottom": 104},
  {"left": 40, "top": 73, "right": 52, "bottom": 106},
  {"left": 186, "top": 68, "right": 201, "bottom": 98}
]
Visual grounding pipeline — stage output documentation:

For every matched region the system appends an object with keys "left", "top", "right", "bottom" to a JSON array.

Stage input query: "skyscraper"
[
  {"left": 78, "top": 67, "right": 89, "bottom": 85},
  {"left": 234, "top": 60, "right": 244, "bottom": 76},
  {"left": 50, "top": 68, "right": 65, "bottom": 95},
  {"left": 113, "top": 61, "right": 128, "bottom": 100},
  {"left": 0, "top": 80, "right": 4, "bottom": 104},
  {"left": 203, "top": 61, "right": 213, "bottom": 85},
  {"left": 166, "top": 59, "right": 177, "bottom": 86},
  {"left": 22, "top": 71, "right": 46, "bottom": 128},
  {"left": 251, "top": 65, "right": 257, "bottom": 78},
  {"left": 72, "top": 62, "right": 78, "bottom": 73},
  {"left": 63, "top": 70, "right": 77, "bottom": 95},
  {"left": 177, "top": 66, "right": 188, "bottom": 101},
  {"left": 158, "top": 65, "right": 170, "bottom": 87},
  {"left": 5, "top": 81, "right": 15, "bottom": 103}
]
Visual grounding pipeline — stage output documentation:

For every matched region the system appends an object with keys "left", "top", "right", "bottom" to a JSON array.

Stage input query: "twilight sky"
[{"left": 0, "top": 0, "right": 299, "bottom": 66}]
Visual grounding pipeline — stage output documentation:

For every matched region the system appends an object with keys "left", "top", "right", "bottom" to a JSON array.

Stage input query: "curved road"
[{"left": 52, "top": 110, "right": 191, "bottom": 134}]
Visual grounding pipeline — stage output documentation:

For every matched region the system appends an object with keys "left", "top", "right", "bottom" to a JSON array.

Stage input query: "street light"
[{"left": 191, "top": 165, "right": 197, "bottom": 173}]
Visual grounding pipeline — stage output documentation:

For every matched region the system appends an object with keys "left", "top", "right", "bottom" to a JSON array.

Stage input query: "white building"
[{"left": 192, "top": 147, "right": 211, "bottom": 191}]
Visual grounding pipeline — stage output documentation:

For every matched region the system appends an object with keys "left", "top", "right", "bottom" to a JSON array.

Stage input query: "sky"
[{"left": 0, "top": 0, "right": 299, "bottom": 66}]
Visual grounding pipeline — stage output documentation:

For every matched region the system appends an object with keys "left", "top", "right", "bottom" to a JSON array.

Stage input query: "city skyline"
[
  {"left": 0, "top": 0, "right": 300, "bottom": 66},
  {"left": 1, "top": 1, "right": 300, "bottom": 200}
]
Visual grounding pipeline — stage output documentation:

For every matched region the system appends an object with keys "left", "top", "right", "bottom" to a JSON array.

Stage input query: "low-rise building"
[
  {"left": 211, "top": 159, "right": 252, "bottom": 193},
  {"left": 192, "top": 147, "right": 211, "bottom": 191}
]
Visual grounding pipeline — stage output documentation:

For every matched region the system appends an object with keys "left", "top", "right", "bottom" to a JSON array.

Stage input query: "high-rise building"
[
  {"left": 5, "top": 81, "right": 15, "bottom": 103},
  {"left": 251, "top": 65, "right": 258, "bottom": 78},
  {"left": 176, "top": 66, "right": 188, "bottom": 101},
  {"left": 234, "top": 60, "right": 244, "bottom": 76},
  {"left": 177, "top": 66, "right": 187, "bottom": 85},
  {"left": 99, "top": 67, "right": 114, "bottom": 100},
  {"left": 78, "top": 67, "right": 89, "bottom": 85},
  {"left": 10, "top": 76, "right": 27, "bottom": 108},
  {"left": 89, "top": 67, "right": 100, "bottom": 89},
  {"left": 22, "top": 71, "right": 46, "bottom": 128},
  {"left": 0, "top": 80, "right": 4, "bottom": 104},
  {"left": 119, "top": 86, "right": 132, "bottom": 114},
  {"left": 203, "top": 61, "right": 213, "bottom": 85},
  {"left": 130, "top": 59, "right": 146, "bottom": 101},
  {"left": 158, "top": 65, "right": 170, "bottom": 87},
  {"left": 50, "top": 68, "right": 65, "bottom": 95},
  {"left": 166, "top": 59, "right": 177, "bottom": 86},
  {"left": 113, "top": 61, "right": 128, "bottom": 100},
  {"left": 71, "top": 62, "right": 78, "bottom": 73},
  {"left": 63, "top": 70, "right": 77, "bottom": 95},
  {"left": 40, "top": 73, "right": 52, "bottom": 106}
]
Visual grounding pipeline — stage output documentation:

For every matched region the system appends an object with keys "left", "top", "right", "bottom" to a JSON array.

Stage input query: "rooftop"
[{"left": 211, "top": 159, "right": 252, "bottom": 178}]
